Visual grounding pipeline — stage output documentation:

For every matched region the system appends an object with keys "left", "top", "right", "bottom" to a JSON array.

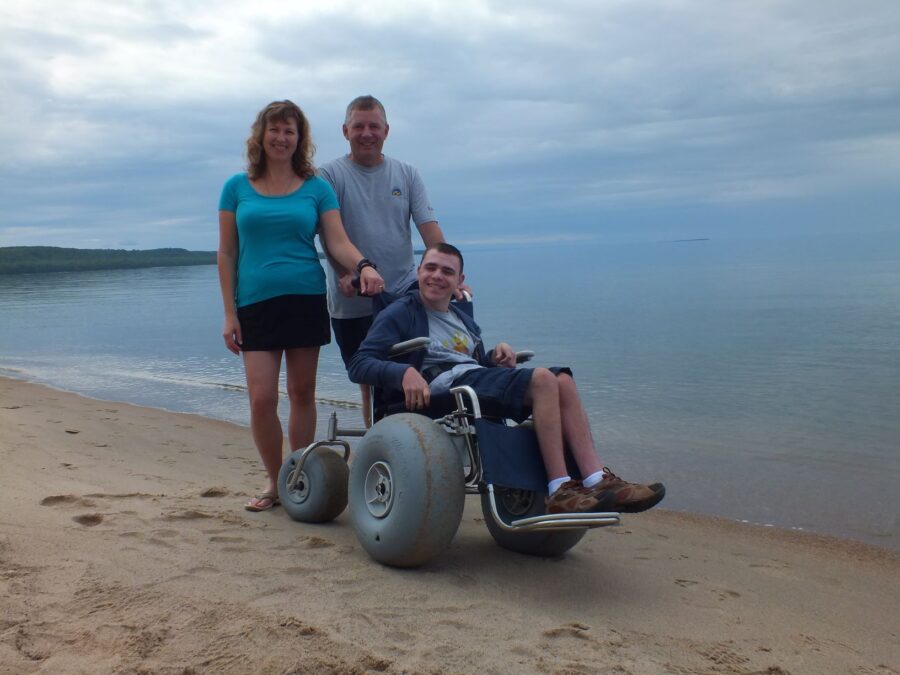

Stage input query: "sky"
[{"left": 1, "top": 0, "right": 899, "bottom": 251}]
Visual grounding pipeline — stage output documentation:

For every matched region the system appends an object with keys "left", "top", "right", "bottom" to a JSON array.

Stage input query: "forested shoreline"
[{"left": 0, "top": 247, "right": 217, "bottom": 274}]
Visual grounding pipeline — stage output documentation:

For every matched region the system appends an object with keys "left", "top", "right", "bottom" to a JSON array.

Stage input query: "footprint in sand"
[
  {"left": 542, "top": 622, "right": 592, "bottom": 640},
  {"left": 356, "top": 655, "right": 391, "bottom": 672},
  {"left": 41, "top": 494, "right": 78, "bottom": 506},
  {"left": 73, "top": 513, "right": 104, "bottom": 526},
  {"left": 278, "top": 616, "right": 320, "bottom": 636},
  {"left": 41, "top": 494, "right": 96, "bottom": 508},
  {"left": 163, "top": 509, "right": 215, "bottom": 521},
  {"left": 715, "top": 588, "right": 741, "bottom": 601},
  {"left": 200, "top": 487, "right": 229, "bottom": 498},
  {"left": 697, "top": 642, "right": 750, "bottom": 669},
  {"left": 84, "top": 492, "right": 157, "bottom": 501}
]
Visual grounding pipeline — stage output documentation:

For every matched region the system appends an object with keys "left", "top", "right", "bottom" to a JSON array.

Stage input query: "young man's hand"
[
  {"left": 402, "top": 367, "right": 431, "bottom": 409},
  {"left": 491, "top": 342, "right": 516, "bottom": 368}
]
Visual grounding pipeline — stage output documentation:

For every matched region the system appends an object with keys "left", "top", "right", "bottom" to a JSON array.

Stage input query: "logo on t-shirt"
[
  {"left": 443, "top": 331, "right": 471, "bottom": 354},
  {"left": 391, "top": 188, "right": 402, "bottom": 197}
]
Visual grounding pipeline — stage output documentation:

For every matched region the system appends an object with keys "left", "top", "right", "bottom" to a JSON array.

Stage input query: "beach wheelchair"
[{"left": 276, "top": 300, "right": 621, "bottom": 568}]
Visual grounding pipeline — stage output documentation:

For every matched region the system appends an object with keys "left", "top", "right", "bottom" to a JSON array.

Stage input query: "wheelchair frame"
[{"left": 278, "top": 333, "right": 620, "bottom": 566}]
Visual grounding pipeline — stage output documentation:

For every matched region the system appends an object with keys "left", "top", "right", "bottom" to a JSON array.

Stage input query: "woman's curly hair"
[{"left": 246, "top": 100, "right": 316, "bottom": 180}]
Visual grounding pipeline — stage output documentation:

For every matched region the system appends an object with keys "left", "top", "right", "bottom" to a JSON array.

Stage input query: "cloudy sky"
[{"left": 1, "top": 0, "right": 898, "bottom": 250}]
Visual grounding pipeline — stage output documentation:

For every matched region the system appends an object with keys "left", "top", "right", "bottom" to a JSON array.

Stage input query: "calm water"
[{"left": 1, "top": 233, "right": 898, "bottom": 549}]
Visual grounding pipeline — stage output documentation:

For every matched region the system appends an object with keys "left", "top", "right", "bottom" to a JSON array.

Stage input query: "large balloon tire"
[
  {"left": 278, "top": 447, "right": 349, "bottom": 523},
  {"left": 349, "top": 413, "right": 465, "bottom": 568},
  {"left": 481, "top": 487, "right": 586, "bottom": 557}
]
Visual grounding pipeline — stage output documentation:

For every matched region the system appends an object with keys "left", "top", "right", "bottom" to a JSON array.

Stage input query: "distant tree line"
[
  {"left": 0, "top": 245, "right": 428, "bottom": 275},
  {"left": 0, "top": 246, "right": 217, "bottom": 274}
]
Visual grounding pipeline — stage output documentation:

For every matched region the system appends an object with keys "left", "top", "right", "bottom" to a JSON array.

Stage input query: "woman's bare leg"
[{"left": 243, "top": 350, "right": 285, "bottom": 498}]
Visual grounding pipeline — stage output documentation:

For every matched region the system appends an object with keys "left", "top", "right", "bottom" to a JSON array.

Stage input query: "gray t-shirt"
[
  {"left": 319, "top": 155, "right": 437, "bottom": 319},
  {"left": 423, "top": 308, "right": 482, "bottom": 395}
]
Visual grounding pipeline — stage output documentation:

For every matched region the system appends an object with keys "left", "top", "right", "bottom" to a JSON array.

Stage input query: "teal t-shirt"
[{"left": 218, "top": 173, "right": 339, "bottom": 307}]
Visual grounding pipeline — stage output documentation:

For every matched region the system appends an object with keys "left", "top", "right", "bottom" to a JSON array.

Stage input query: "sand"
[{"left": 1, "top": 375, "right": 897, "bottom": 674}]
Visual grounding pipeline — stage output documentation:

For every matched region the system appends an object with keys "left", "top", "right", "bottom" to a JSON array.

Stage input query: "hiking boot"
[
  {"left": 581, "top": 467, "right": 665, "bottom": 513},
  {"left": 545, "top": 480, "right": 601, "bottom": 514}
]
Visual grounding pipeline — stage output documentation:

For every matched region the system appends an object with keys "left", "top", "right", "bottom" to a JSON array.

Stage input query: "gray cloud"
[{"left": 1, "top": 0, "right": 898, "bottom": 249}]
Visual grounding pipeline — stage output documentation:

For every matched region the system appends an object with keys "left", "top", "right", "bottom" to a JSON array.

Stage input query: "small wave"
[
  {"left": 97, "top": 368, "right": 247, "bottom": 392},
  {"left": 116, "top": 369, "right": 361, "bottom": 408},
  {"left": 1, "top": 360, "right": 362, "bottom": 410},
  {"left": 202, "top": 381, "right": 246, "bottom": 392},
  {"left": 316, "top": 396, "right": 361, "bottom": 409}
]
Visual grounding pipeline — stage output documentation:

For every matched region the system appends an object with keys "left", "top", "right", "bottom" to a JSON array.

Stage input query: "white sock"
[
  {"left": 547, "top": 476, "right": 572, "bottom": 495},
  {"left": 582, "top": 470, "right": 605, "bottom": 488}
]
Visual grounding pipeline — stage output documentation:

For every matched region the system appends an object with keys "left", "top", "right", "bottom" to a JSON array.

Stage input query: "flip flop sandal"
[{"left": 245, "top": 491, "right": 280, "bottom": 512}]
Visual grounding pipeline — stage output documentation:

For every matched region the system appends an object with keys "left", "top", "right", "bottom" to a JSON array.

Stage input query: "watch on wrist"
[{"left": 356, "top": 258, "right": 377, "bottom": 273}]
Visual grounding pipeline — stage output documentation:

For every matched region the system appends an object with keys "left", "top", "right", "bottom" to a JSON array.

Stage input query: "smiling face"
[
  {"left": 262, "top": 116, "right": 299, "bottom": 164},
  {"left": 343, "top": 108, "right": 389, "bottom": 167},
  {"left": 417, "top": 249, "right": 464, "bottom": 311}
]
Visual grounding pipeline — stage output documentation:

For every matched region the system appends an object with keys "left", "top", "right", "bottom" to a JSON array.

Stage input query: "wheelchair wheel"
[
  {"left": 481, "top": 487, "right": 586, "bottom": 557},
  {"left": 278, "top": 446, "right": 349, "bottom": 523},
  {"left": 349, "top": 413, "right": 465, "bottom": 567}
]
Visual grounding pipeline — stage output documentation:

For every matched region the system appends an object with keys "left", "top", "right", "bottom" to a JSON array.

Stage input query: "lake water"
[{"left": 1, "top": 232, "right": 898, "bottom": 549}]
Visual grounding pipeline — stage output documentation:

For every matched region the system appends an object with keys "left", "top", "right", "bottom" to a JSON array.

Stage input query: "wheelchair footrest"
[
  {"left": 509, "top": 511, "right": 620, "bottom": 531},
  {"left": 484, "top": 485, "right": 620, "bottom": 533}
]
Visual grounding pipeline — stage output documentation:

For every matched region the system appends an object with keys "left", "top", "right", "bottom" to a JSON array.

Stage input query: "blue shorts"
[{"left": 452, "top": 366, "right": 572, "bottom": 422}]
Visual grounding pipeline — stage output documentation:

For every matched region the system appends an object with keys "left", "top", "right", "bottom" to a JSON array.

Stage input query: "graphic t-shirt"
[
  {"left": 423, "top": 308, "right": 482, "bottom": 394},
  {"left": 319, "top": 155, "right": 436, "bottom": 318}
]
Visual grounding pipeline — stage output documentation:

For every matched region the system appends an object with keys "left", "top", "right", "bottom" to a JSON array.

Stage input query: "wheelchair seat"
[{"left": 373, "top": 391, "right": 459, "bottom": 422}]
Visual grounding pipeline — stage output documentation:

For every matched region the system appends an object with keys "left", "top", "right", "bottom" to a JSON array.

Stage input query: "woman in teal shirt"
[{"left": 218, "top": 100, "right": 383, "bottom": 512}]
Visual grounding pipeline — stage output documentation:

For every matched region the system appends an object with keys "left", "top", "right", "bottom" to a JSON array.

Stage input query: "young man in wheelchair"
[{"left": 348, "top": 243, "right": 665, "bottom": 515}]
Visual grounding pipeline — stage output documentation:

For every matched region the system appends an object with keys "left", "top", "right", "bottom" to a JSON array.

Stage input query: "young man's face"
[
  {"left": 417, "top": 250, "right": 464, "bottom": 311},
  {"left": 343, "top": 108, "right": 389, "bottom": 167}
]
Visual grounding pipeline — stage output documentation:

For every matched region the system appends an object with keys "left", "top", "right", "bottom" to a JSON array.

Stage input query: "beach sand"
[{"left": 1, "top": 376, "right": 897, "bottom": 674}]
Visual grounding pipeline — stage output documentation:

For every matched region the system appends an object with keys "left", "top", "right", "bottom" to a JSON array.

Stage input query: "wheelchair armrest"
[
  {"left": 515, "top": 350, "right": 534, "bottom": 364},
  {"left": 387, "top": 337, "right": 430, "bottom": 358}
]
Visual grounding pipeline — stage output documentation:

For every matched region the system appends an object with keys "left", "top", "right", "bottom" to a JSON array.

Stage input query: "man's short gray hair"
[{"left": 344, "top": 95, "right": 387, "bottom": 125}]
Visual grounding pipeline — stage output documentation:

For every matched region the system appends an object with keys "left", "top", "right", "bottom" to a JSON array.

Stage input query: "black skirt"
[{"left": 236, "top": 294, "right": 331, "bottom": 351}]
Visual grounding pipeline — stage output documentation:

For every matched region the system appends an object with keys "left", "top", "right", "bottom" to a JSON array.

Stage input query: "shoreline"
[
  {"left": 1, "top": 373, "right": 894, "bottom": 553},
  {"left": 6, "top": 373, "right": 891, "bottom": 557},
  {"left": 2, "top": 375, "right": 898, "bottom": 672}
]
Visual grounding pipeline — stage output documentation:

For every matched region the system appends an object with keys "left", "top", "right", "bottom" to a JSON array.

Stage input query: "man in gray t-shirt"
[{"left": 320, "top": 95, "right": 447, "bottom": 425}]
